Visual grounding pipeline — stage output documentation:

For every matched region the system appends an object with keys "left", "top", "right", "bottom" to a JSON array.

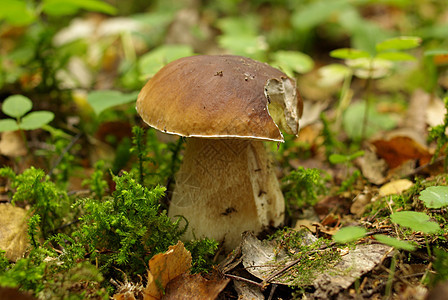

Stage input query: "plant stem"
[
  {"left": 385, "top": 253, "right": 396, "bottom": 297},
  {"left": 335, "top": 71, "right": 353, "bottom": 132},
  {"left": 424, "top": 234, "right": 432, "bottom": 258},
  {"left": 361, "top": 59, "right": 374, "bottom": 142}
]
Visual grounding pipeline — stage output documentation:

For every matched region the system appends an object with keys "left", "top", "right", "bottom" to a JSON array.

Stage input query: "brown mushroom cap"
[{"left": 136, "top": 55, "right": 302, "bottom": 142}]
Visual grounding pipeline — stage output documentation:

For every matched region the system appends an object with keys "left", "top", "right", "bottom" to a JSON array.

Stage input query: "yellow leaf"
[
  {"left": 143, "top": 241, "right": 192, "bottom": 300},
  {"left": 379, "top": 179, "right": 413, "bottom": 196}
]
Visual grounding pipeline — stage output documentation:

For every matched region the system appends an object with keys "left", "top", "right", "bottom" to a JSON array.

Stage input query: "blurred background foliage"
[{"left": 0, "top": 0, "right": 447, "bottom": 179}]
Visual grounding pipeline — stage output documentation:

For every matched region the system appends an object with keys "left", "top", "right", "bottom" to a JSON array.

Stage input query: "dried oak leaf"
[
  {"left": 379, "top": 179, "right": 413, "bottom": 197},
  {"left": 0, "top": 204, "right": 29, "bottom": 261},
  {"left": 371, "top": 128, "right": 432, "bottom": 169},
  {"left": 0, "top": 131, "right": 27, "bottom": 157},
  {"left": 143, "top": 241, "right": 192, "bottom": 300},
  {"left": 163, "top": 273, "right": 229, "bottom": 300}
]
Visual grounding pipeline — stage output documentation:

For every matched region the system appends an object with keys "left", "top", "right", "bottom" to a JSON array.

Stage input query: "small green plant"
[
  {"left": 184, "top": 239, "right": 219, "bottom": 274},
  {"left": 67, "top": 172, "right": 185, "bottom": 276},
  {"left": 0, "top": 248, "right": 48, "bottom": 292},
  {"left": 0, "top": 166, "right": 70, "bottom": 239},
  {"left": 0, "top": 95, "right": 54, "bottom": 132},
  {"left": 82, "top": 160, "right": 108, "bottom": 199},
  {"left": 131, "top": 126, "right": 150, "bottom": 185},
  {"left": 326, "top": 36, "right": 421, "bottom": 141},
  {"left": 430, "top": 248, "right": 448, "bottom": 285},
  {"left": 329, "top": 151, "right": 365, "bottom": 165},
  {"left": 428, "top": 97, "right": 448, "bottom": 170},
  {"left": 283, "top": 166, "right": 328, "bottom": 208},
  {"left": 419, "top": 186, "right": 448, "bottom": 209},
  {"left": 390, "top": 210, "right": 441, "bottom": 257},
  {"left": 333, "top": 226, "right": 367, "bottom": 244},
  {"left": 390, "top": 211, "right": 441, "bottom": 234},
  {"left": 373, "top": 234, "right": 416, "bottom": 252},
  {"left": 270, "top": 228, "right": 340, "bottom": 287},
  {"left": 87, "top": 90, "right": 139, "bottom": 116}
]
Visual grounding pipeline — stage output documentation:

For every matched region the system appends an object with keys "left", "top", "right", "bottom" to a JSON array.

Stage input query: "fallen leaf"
[
  {"left": 294, "top": 219, "right": 317, "bottom": 233},
  {"left": 299, "top": 101, "right": 328, "bottom": 128},
  {"left": 0, "top": 204, "right": 29, "bottom": 261},
  {"left": 379, "top": 179, "right": 413, "bottom": 196},
  {"left": 143, "top": 241, "right": 192, "bottom": 300},
  {"left": 371, "top": 128, "right": 432, "bottom": 169},
  {"left": 163, "top": 273, "right": 229, "bottom": 300},
  {"left": 0, "top": 131, "right": 27, "bottom": 157},
  {"left": 350, "top": 192, "right": 373, "bottom": 217},
  {"left": 403, "top": 89, "right": 430, "bottom": 137},
  {"left": 233, "top": 280, "right": 264, "bottom": 300},
  {"left": 426, "top": 96, "right": 447, "bottom": 127},
  {"left": 356, "top": 150, "right": 387, "bottom": 185},
  {"left": 112, "top": 278, "right": 143, "bottom": 300},
  {"left": 0, "top": 287, "right": 36, "bottom": 300},
  {"left": 312, "top": 244, "right": 393, "bottom": 298},
  {"left": 239, "top": 232, "right": 392, "bottom": 296}
]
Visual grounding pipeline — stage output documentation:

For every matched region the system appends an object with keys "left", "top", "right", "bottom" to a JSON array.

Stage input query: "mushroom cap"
[{"left": 136, "top": 55, "right": 302, "bottom": 142}]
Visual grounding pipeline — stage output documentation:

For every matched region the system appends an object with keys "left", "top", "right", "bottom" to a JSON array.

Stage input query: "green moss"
[{"left": 269, "top": 228, "right": 341, "bottom": 287}]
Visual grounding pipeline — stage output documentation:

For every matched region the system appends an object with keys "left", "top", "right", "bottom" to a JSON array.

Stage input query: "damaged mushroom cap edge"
[{"left": 136, "top": 55, "right": 302, "bottom": 141}]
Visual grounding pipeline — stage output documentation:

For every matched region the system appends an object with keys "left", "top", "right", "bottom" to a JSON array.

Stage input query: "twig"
[
  {"left": 403, "top": 156, "right": 445, "bottom": 177},
  {"left": 260, "top": 230, "right": 389, "bottom": 288},
  {"left": 260, "top": 242, "right": 336, "bottom": 288},
  {"left": 48, "top": 132, "right": 82, "bottom": 177},
  {"left": 223, "top": 274, "right": 264, "bottom": 288},
  {"left": 267, "top": 284, "right": 278, "bottom": 300}
]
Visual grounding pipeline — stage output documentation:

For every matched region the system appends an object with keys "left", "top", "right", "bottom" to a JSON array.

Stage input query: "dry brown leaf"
[
  {"left": 294, "top": 219, "right": 317, "bottom": 233},
  {"left": 233, "top": 280, "right": 264, "bottom": 300},
  {"left": 371, "top": 128, "right": 432, "bottom": 169},
  {"left": 356, "top": 150, "right": 387, "bottom": 185},
  {"left": 350, "top": 192, "right": 373, "bottom": 217},
  {"left": 163, "top": 273, "right": 229, "bottom": 300},
  {"left": 0, "top": 131, "right": 27, "bottom": 157},
  {"left": 426, "top": 96, "right": 447, "bottom": 127},
  {"left": 0, "top": 204, "right": 29, "bottom": 261},
  {"left": 379, "top": 179, "right": 413, "bottom": 197},
  {"left": 143, "top": 241, "right": 192, "bottom": 300},
  {"left": 0, "top": 287, "right": 36, "bottom": 300},
  {"left": 403, "top": 89, "right": 430, "bottom": 137}
]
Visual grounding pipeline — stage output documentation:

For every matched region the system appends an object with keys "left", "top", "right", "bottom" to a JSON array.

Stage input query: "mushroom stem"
[{"left": 169, "top": 138, "right": 284, "bottom": 250}]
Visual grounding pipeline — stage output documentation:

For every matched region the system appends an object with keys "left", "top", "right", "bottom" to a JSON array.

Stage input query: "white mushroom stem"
[{"left": 168, "top": 137, "right": 284, "bottom": 250}]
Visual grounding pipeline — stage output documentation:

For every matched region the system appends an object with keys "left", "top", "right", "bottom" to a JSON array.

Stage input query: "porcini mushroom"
[{"left": 137, "top": 55, "right": 302, "bottom": 250}]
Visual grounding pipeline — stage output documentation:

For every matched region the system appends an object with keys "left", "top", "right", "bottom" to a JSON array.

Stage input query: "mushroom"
[{"left": 136, "top": 55, "right": 302, "bottom": 250}]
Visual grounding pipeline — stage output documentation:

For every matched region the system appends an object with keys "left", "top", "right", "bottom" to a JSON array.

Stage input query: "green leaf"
[
  {"left": 329, "top": 151, "right": 364, "bottom": 165},
  {"left": 88, "top": 90, "right": 139, "bottom": 115},
  {"left": 343, "top": 100, "right": 396, "bottom": 140},
  {"left": 333, "top": 226, "right": 366, "bottom": 243},
  {"left": 218, "top": 35, "right": 266, "bottom": 59},
  {"left": 390, "top": 211, "right": 440, "bottom": 234},
  {"left": 20, "top": 111, "right": 55, "bottom": 130},
  {"left": 317, "top": 64, "right": 351, "bottom": 86},
  {"left": 376, "top": 36, "right": 421, "bottom": 52},
  {"left": 0, "top": 0, "right": 36, "bottom": 26},
  {"left": 330, "top": 48, "right": 371, "bottom": 60},
  {"left": 2, "top": 95, "right": 33, "bottom": 118},
  {"left": 374, "top": 234, "right": 416, "bottom": 251},
  {"left": 139, "top": 45, "right": 194, "bottom": 78},
  {"left": 424, "top": 49, "right": 448, "bottom": 57},
  {"left": 420, "top": 186, "right": 448, "bottom": 209},
  {"left": 329, "top": 154, "right": 349, "bottom": 164},
  {"left": 376, "top": 52, "right": 416, "bottom": 61},
  {"left": 291, "top": 0, "right": 349, "bottom": 30},
  {"left": 271, "top": 51, "right": 314, "bottom": 76},
  {"left": 346, "top": 58, "right": 394, "bottom": 79},
  {"left": 216, "top": 16, "right": 258, "bottom": 37},
  {"left": 0, "top": 119, "right": 19, "bottom": 132},
  {"left": 42, "top": 0, "right": 117, "bottom": 16}
]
